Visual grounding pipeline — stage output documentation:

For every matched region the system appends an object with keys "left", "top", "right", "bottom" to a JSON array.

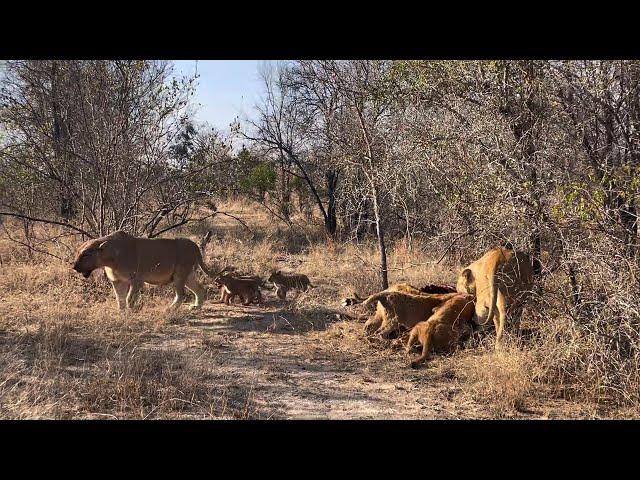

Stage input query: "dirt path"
[
  {"left": 139, "top": 292, "right": 585, "bottom": 419},
  {"left": 0, "top": 206, "right": 607, "bottom": 419}
]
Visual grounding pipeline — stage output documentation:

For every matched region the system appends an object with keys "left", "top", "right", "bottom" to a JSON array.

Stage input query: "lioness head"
[
  {"left": 456, "top": 268, "right": 475, "bottom": 294},
  {"left": 72, "top": 239, "right": 110, "bottom": 278}
]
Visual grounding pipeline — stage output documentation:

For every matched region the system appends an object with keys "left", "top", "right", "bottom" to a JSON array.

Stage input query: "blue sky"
[{"left": 172, "top": 60, "right": 268, "bottom": 133}]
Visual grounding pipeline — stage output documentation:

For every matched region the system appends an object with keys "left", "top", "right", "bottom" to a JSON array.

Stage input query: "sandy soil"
[
  {"left": 127, "top": 292, "right": 589, "bottom": 420},
  {"left": 0, "top": 204, "right": 598, "bottom": 419}
]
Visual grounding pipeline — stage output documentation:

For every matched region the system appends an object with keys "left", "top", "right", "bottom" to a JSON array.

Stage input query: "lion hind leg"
[
  {"left": 411, "top": 323, "right": 435, "bottom": 368},
  {"left": 377, "top": 316, "right": 399, "bottom": 339},
  {"left": 364, "top": 314, "right": 383, "bottom": 336},
  {"left": 169, "top": 281, "right": 186, "bottom": 310},
  {"left": 494, "top": 292, "right": 508, "bottom": 349},
  {"left": 126, "top": 281, "right": 143, "bottom": 310},
  {"left": 276, "top": 285, "right": 287, "bottom": 300},
  {"left": 222, "top": 286, "right": 234, "bottom": 305},
  {"left": 406, "top": 326, "right": 420, "bottom": 353},
  {"left": 185, "top": 273, "right": 205, "bottom": 310},
  {"left": 218, "top": 287, "right": 227, "bottom": 303}
]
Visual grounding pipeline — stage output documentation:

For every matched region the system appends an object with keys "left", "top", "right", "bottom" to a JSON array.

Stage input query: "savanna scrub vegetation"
[{"left": 1, "top": 60, "right": 639, "bottom": 418}]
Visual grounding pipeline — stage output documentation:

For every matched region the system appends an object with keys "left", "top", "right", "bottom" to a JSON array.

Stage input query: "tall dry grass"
[{"left": 1, "top": 199, "right": 639, "bottom": 418}]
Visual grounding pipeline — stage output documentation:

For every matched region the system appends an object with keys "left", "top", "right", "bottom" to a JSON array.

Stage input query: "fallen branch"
[
  {"left": 215, "top": 211, "right": 254, "bottom": 235},
  {"left": 199, "top": 230, "right": 213, "bottom": 252},
  {"left": 148, "top": 213, "right": 217, "bottom": 238}
]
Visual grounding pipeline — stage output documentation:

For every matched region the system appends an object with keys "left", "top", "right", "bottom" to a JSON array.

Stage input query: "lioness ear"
[{"left": 97, "top": 240, "right": 119, "bottom": 259}]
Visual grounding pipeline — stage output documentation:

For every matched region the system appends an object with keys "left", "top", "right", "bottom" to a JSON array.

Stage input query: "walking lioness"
[
  {"left": 72, "top": 230, "right": 219, "bottom": 310},
  {"left": 457, "top": 246, "right": 533, "bottom": 347}
]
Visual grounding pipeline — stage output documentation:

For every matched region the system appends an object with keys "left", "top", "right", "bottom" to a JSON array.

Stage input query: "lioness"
[
  {"left": 457, "top": 246, "right": 533, "bottom": 347},
  {"left": 341, "top": 283, "right": 457, "bottom": 337},
  {"left": 358, "top": 290, "right": 459, "bottom": 338},
  {"left": 268, "top": 270, "right": 314, "bottom": 299},
  {"left": 341, "top": 282, "right": 456, "bottom": 307},
  {"left": 72, "top": 230, "right": 218, "bottom": 310},
  {"left": 214, "top": 274, "right": 262, "bottom": 306},
  {"left": 341, "top": 283, "right": 422, "bottom": 330},
  {"left": 406, "top": 293, "right": 475, "bottom": 367}
]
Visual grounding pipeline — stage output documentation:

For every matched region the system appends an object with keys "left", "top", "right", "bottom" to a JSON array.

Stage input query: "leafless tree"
[{"left": 0, "top": 60, "right": 228, "bottom": 244}]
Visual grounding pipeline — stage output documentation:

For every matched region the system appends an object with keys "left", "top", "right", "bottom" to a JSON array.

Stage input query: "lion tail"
[
  {"left": 361, "top": 292, "right": 389, "bottom": 309},
  {"left": 341, "top": 291, "right": 370, "bottom": 307},
  {"left": 197, "top": 250, "right": 230, "bottom": 279}
]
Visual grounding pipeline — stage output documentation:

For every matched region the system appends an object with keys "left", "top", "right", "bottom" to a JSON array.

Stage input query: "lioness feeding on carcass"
[
  {"left": 343, "top": 283, "right": 459, "bottom": 338},
  {"left": 405, "top": 293, "right": 476, "bottom": 368},
  {"left": 72, "top": 230, "right": 220, "bottom": 310}
]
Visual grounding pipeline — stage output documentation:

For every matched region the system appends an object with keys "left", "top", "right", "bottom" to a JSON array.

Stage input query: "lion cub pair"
[
  {"left": 213, "top": 269, "right": 264, "bottom": 306},
  {"left": 213, "top": 269, "right": 314, "bottom": 306}
]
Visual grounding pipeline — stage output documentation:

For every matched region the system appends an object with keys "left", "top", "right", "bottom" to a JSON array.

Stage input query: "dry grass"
[
  {"left": 1, "top": 199, "right": 638, "bottom": 419},
  {"left": 0, "top": 255, "right": 258, "bottom": 418},
  {"left": 449, "top": 339, "right": 539, "bottom": 417}
]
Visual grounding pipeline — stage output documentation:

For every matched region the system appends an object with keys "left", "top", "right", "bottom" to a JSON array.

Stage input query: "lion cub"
[
  {"left": 215, "top": 272, "right": 263, "bottom": 304},
  {"left": 214, "top": 274, "right": 263, "bottom": 306},
  {"left": 268, "top": 270, "right": 314, "bottom": 299},
  {"left": 406, "top": 293, "right": 475, "bottom": 368}
]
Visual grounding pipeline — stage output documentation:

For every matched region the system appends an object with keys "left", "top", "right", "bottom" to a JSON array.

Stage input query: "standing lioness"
[
  {"left": 457, "top": 246, "right": 533, "bottom": 347},
  {"left": 72, "top": 230, "right": 218, "bottom": 310}
]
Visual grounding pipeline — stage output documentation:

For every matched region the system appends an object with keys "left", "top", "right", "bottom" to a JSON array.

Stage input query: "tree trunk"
[
  {"left": 567, "top": 263, "right": 582, "bottom": 313},
  {"left": 325, "top": 169, "right": 338, "bottom": 236},
  {"left": 371, "top": 191, "right": 389, "bottom": 290},
  {"left": 617, "top": 193, "right": 638, "bottom": 259},
  {"left": 530, "top": 231, "right": 542, "bottom": 276}
]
